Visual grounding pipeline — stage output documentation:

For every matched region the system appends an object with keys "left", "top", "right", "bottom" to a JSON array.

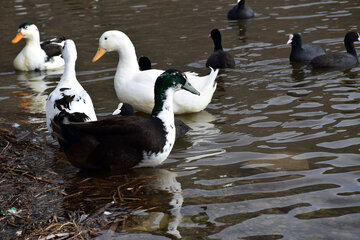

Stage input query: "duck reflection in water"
[
  {"left": 63, "top": 168, "right": 183, "bottom": 238},
  {"left": 14, "top": 70, "right": 63, "bottom": 115}
]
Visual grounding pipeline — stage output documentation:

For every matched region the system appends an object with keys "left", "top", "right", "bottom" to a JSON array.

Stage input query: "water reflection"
[
  {"left": 64, "top": 168, "right": 183, "bottom": 238},
  {"left": 15, "top": 70, "right": 62, "bottom": 115}
]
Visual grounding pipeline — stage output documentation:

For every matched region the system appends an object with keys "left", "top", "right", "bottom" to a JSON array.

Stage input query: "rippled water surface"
[{"left": 1, "top": 0, "right": 360, "bottom": 239}]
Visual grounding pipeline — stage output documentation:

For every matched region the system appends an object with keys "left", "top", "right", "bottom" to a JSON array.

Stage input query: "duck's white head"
[
  {"left": 62, "top": 39, "right": 77, "bottom": 64},
  {"left": 12, "top": 22, "right": 39, "bottom": 44},
  {"left": 92, "top": 30, "right": 134, "bottom": 62}
]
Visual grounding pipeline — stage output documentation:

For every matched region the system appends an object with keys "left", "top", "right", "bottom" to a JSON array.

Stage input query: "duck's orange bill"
[
  {"left": 92, "top": 47, "right": 107, "bottom": 62},
  {"left": 12, "top": 32, "right": 24, "bottom": 44}
]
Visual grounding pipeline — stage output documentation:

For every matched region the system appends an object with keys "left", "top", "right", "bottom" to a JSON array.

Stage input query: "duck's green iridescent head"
[
  {"left": 152, "top": 69, "right": 200, "bottom": 116},
  {"left": 155, "top": 69, "right": 200, "bottom": 96},
  {"left": 18, "top": 22, "right": 33, "bottom": 30}
]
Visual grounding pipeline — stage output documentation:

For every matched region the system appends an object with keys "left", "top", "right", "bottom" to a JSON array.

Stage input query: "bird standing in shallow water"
[
  {"left": 51, "top": 69, "right": 200, "bottom": 170},
  {"left": 46, "top": 39, "right": 97, "bottom": 136},
  {"left": 206, "top": 29, "right": 235, "bottom": 69},
  {"left": 12, "top": 22, "right": 65, "bottom": 71},
  {"left": 227, "top": 0, "right": 254, "bottom": 20}
]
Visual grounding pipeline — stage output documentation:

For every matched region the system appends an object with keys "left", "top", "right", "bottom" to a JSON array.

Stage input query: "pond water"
[{"left": 1, "top": 0, "right": 360, "bottom": 239}]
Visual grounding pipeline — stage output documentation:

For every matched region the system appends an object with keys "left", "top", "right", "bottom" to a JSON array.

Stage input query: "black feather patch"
[
  {"left": 41, "top": 37, "right": 66, "bottom": 61},
  {"left": 54, "top": 94, "right": 75, "bottom": 110},
  {"left": 53, "top": 111, "right": 91, "bottom": 125},
  {"left": 19, "top": 22, "right": 33, "bottom": 29},
  {"left": 60, "top": 88, "right": 70, "bottom": 92}
]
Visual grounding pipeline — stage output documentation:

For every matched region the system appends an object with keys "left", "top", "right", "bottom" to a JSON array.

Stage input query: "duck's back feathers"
[
  {"left": 173, "top": 68, "right": 218, "bottom": 114},
  {"left": 41, "top": 37, "right": 65, "bottom": 61},
  {"left": 46, "top": 86, "right": 97, "bottom": 134},
  {"left": 52, "top": 114, "right": 167, "bottom": 170}
]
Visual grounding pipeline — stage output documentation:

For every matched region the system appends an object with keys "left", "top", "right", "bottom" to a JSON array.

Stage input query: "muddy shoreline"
[{"left": 0, "top": 128, "right": 171, "bottom": 239}]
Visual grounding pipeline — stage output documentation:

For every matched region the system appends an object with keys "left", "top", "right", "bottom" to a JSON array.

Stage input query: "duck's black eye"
[{"left": 104, "top": 37, "right": 108, "bottom": 40}]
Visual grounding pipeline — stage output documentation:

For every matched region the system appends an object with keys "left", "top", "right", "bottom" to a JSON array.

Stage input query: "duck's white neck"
[
  {"left": 59, "top": 59, "right": 77, "bottom": 85},
  {"left": 25, "top": 33, "right": 41, "bottom": 47},
  {"left": 113, "top": 40, "right": 140, "bottom": 84}
]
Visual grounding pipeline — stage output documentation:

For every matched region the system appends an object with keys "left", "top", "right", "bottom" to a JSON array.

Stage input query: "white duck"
[
  {"left": 92, "top": 30, "right": 219, "bottom": 114},
  {"left": 45, "top": 39, "right": 97, "bottom": 135},
  {"left": 12, "top": 22, "right": 65, "bottom": 71}
]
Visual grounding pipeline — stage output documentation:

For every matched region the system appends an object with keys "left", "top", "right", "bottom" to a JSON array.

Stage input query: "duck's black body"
[
  {"left": 52, "top": 69, "right": 200, "bottom": 170},
  {"left": 52, "top": 116, "right": 166, "bottom": 169},
  {"left": 309, "top": 31, "right": 360, "bottom": 69},
  {"left": 206, "top": 29, "right": 235, "bottom": 69},
  {"left": 139, "top": 56, "right": 152, "bottom": 71},
  {"left": 227, "top": 0, "right": 254, "bottom": 20},
  {"left": 112, "top": 102, "right": 191, "bottom": 140},
  {"left": 288, "top": 33, "right": 325, "bottom": 62}
]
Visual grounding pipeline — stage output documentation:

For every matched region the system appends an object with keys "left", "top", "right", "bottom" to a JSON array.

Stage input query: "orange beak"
[
  {"left": 12, "top": 32, "right": 24, "bottom": 44},
  {"left": 92, "top": 47, "right": 107, "bottom": 62}
]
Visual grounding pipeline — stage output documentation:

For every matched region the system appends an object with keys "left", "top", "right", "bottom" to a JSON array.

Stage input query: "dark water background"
[{"left": 0, "top": 0, "right": 360, "bottom": 239}]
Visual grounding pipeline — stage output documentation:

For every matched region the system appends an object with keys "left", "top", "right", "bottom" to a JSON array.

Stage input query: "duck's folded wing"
[
  {"left": 41, "top": 38, "right": 65, "bottom": 60},
  {"left": 66, "top": 116, "right": 146, "bottom": 136}
]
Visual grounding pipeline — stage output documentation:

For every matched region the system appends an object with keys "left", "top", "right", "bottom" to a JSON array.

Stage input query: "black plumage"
[
  {"left": 227, "top": 0, "right": 254, "bottom": 20},
  {"left": 309, "top": 31, "right": 360, "bottom": 69},
  {"left": 139, "top": 56, "right": 152, "bottom": 71},
  {"left": 41, "top": 38, "right": 64, "bottom": 61},
  {"left": 112, "top": 102, "right": 191, "bottom": 139},
  {"left": 52, "top": 116, "right": 167, "bottom": 169},
  {"left": 206, "top": 29, "right": 235, "bottom": 69},
  {"left": 288, "top": 33, "right": 326, "bottom": 62},
  {"left": 54, "top": 94, "right": 75, "bottom": 111}
]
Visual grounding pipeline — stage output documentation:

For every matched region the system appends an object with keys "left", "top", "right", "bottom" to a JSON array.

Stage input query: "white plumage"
[
  {"left": 12, "top": 22, "right": 65, "bottom": 71},
  {"left": 92, "top": 30, "right": 219, "bottom": 114},
  {"left": 45, "top": 39, "right": 97, "bottom": 135}
]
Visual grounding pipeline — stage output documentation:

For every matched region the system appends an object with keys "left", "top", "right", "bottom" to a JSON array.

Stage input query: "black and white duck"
[
  {"left": 227, "top": 0, "right": 254, "bottom": 20},
  {"left": 206, "top": 29, "right": 235, "bottom": 69},
  {"left": 51, "top": 69, "right": 200, "bottom": 170},
  {"left": 309, "top": 31, "right": 360, "bottom": 69},
  {"left": 45, "top": 39, "right": 97, "bottom": 135},
  {"left": 12, "top": 22, "right": 65, "bottom": 71}
]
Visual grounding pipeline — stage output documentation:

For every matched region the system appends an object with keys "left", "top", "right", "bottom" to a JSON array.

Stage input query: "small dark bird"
[
  {"left": 309, "top": 31, "right": 360, "bottom": 69},
  {"left": 138, "top": 56, "right": 152, "bottom": 71},
  {"left": 206, "top": 29, "right": 235, "bottom": 69},
  {"left": 51, "top": 69, "right": 200, "bottom": 170},
  {"left": 227, "top": 0, "right": 254, "bottom": 20},
  {"left": 287, "top": 33, "right": 326, "bottom": 62}
]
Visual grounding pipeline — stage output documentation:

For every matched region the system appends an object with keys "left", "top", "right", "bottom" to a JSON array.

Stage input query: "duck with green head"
[{"left": 51, "top": 69, "right": 200, "bottom": 170}]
